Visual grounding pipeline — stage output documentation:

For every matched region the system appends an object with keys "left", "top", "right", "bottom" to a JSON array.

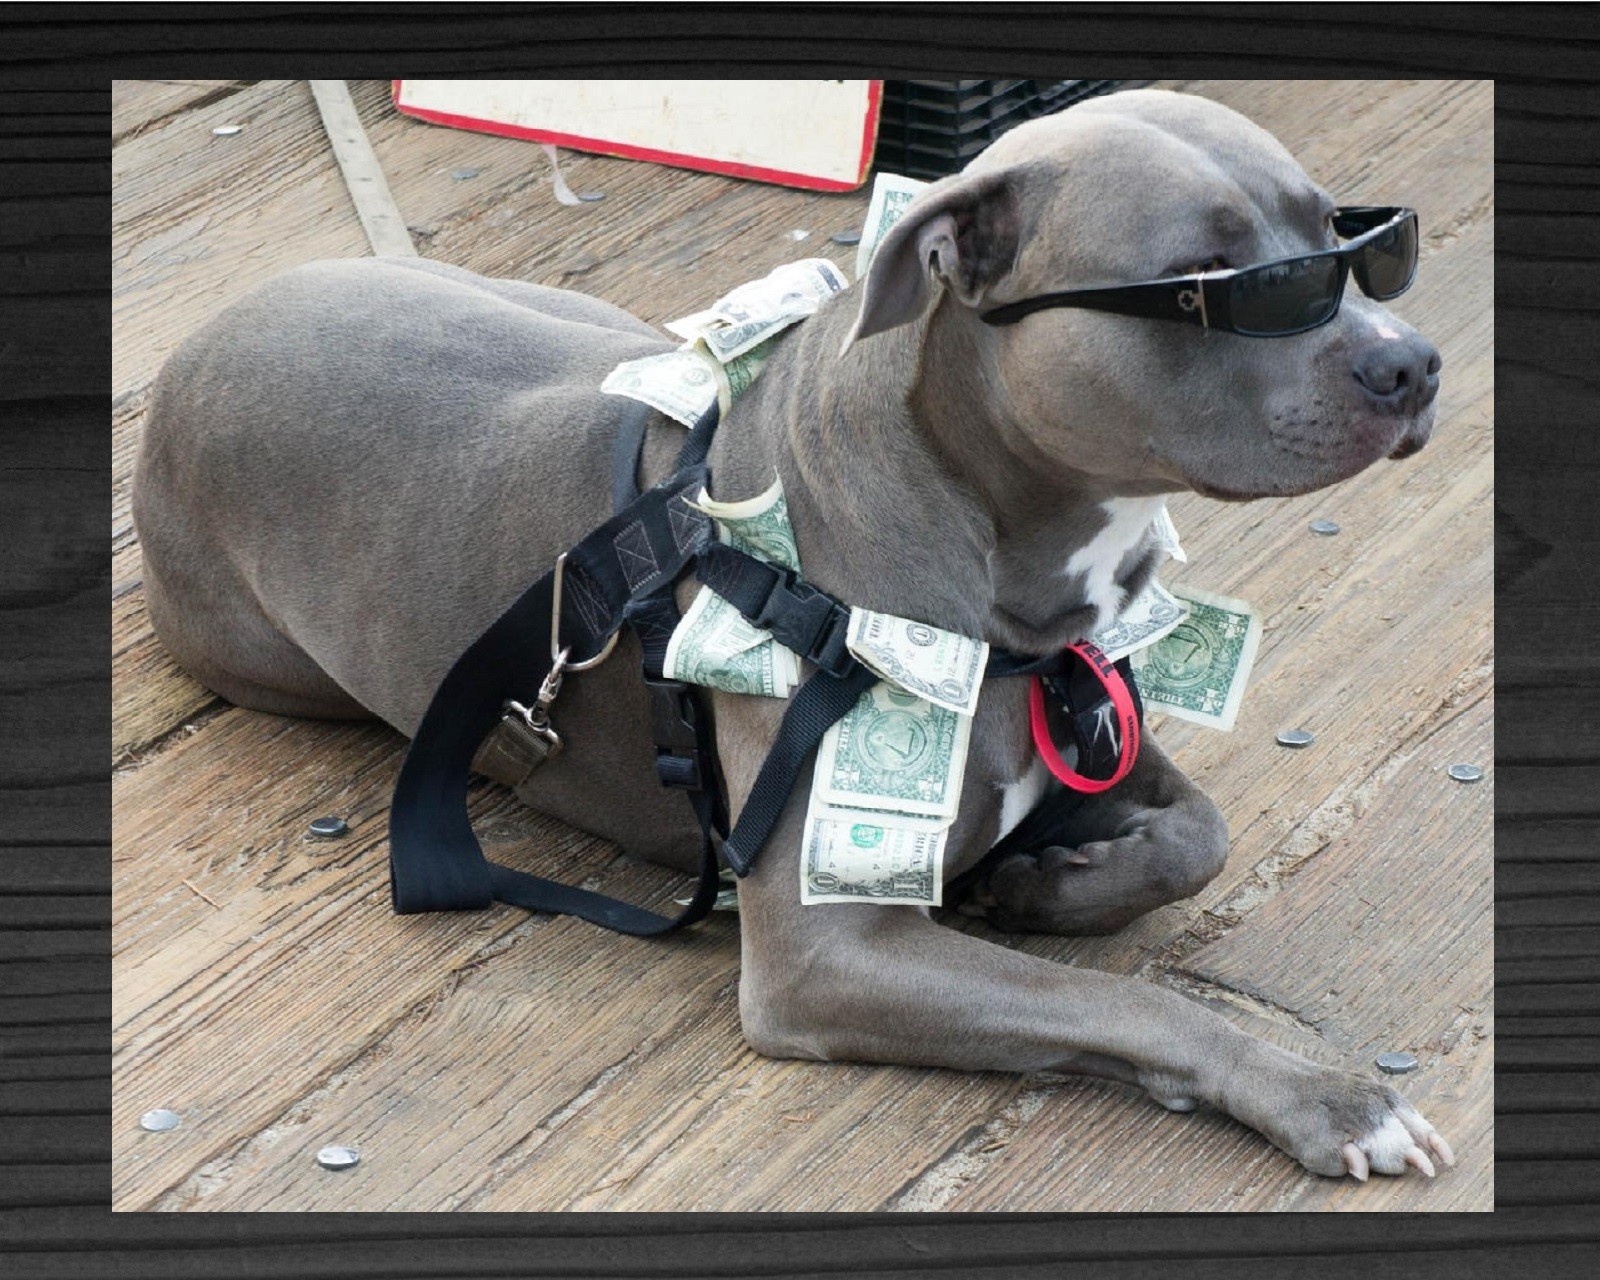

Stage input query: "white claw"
[
  {"left": 1405, "top": 1146, "right": 1436, "bottom": 1177},
  {"left": 1342, "top": 1142, "right": 1370, "bottom": 1181}
]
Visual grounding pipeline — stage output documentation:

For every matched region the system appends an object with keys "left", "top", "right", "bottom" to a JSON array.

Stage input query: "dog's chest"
[{"left": 1063, "top": 497, "right": 1168, "bottom": 634}]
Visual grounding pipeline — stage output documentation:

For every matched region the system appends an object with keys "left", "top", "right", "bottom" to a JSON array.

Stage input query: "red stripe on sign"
[{"left": 392, "top": 81, "right": 882, "bottom": 192}]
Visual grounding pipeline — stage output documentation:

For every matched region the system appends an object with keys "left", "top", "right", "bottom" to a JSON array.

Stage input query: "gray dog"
[{"left": 134, "top": 90, "right": 1453, "bottom": 1181}]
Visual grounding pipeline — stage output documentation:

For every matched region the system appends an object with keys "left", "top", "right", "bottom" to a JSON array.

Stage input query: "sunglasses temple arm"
[{"left": 982, "top": 280, "right": 1209, "bottom": 328}]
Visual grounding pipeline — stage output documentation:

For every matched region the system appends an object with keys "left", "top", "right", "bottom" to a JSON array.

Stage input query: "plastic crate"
[{"left": 875, "top": 80, "right": 1129, "bottom": 180}]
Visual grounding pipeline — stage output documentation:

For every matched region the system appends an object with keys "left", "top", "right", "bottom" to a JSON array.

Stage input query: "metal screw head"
[
  {"left": 450, "top": 167, "right": 481, "bottom": 181},
  {"left": 316, "top": 1144, "right": 361, "bottom": 1171},
  {"left": 1309, "top": 519, "right": 1341, "bottom": 536},
  {"left": 831, "top": 229, "right": 862, "bottom": 246},
  {"left": 211, "top": 125, "right": 243, "bottom": 137},
  {"left": 1376, "top": 1051, "right": 1420, "bottom": 1075},
  {"left": 1446, "top": 763, "right": 1484, "bottom": 784},
  {"left": 140, "top": 1108, "right": 181, "bottom": 1132},
  {"left": 1276, "top": 728, "right": 1316, "bottom": 748},
  {"left": 308, "top": 816, "right": 350, "bottom": 839}
]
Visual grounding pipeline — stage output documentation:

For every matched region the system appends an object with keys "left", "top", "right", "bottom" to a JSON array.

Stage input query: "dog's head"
[{"left": 845, "top": 89, "right": 1439, "bottom": 501}]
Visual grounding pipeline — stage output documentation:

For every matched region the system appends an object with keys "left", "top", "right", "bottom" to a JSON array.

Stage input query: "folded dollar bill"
[
  {"left": 845, "top": 608, "right": 988, "bottom": 717},
  {"left": 1092, "top": 577, "right": 1189, "bottom": 663},
  {"left": 682, "top": 259, "right": 848, "bottom": 363},
  {"left": 1131, "top": 584, "right": 1261, "bottom": 731},
  {"left": 1150, "top": 503, "right": 1187, "bottom": 563},
  {"left": 600, "top": 347, "right": 720, "bottom": 427},
  {"left": 663, "top": 476, "right": 802, "bottom": 698}
]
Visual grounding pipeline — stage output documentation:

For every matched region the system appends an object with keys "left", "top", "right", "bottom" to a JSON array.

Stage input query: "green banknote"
[
  {"left": 854, "top": 171, "right": 929, "bottom": 277},
  {"left": 1131, "top": 584, "right": 1262, "bottom": 731},
  {"left": 814, "top": 681, "right": 971, "bottom": 820},
  {"left": 663, "top": 476, "right": 801, "bottom": 698}
]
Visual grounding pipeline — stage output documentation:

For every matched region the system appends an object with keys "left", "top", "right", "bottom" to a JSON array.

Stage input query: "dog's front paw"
[
  {"left": 956, "top": 800, "right": 1225, "bottom": 936},
  {"left": 1236, "top": 1058, "right": 1455, "bottom": 1181},
  {"left": 956, "top": 846, "right": 1139, "bottom": 935}
]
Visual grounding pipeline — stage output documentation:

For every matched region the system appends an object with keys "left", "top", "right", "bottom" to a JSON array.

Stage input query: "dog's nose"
[{"left": 1353, "top": 333, "right": 1442, "bottom": 415}]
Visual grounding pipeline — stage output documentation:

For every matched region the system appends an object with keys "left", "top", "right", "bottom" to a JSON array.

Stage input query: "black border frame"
[{"left": 6, "top": 3, "right": 1594, "bottom": 1273}]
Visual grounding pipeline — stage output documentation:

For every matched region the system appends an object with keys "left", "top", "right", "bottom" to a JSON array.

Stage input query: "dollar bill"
[
  {"left": 710, "top": 258, "right": 848, "bottom": 325},
  {"left": 800, "top": 787, "right": 946, "bottom": 907},
  {"left": 1131, "top": 584, "right": 1262, "bottom": 731},
  {"left": 855, "top": 171, "right": 930, "bottom": 278},
  {"left": 600, "top": 347, "right": 719, "bottom": 427},
  {"left": 675, "top": 868, "right": 741, "bottom": 912},
  {"left": 664, "top": 587, "right": 796, "bottom": 697},
  {"left": 845, "top": 608, "right": 989, "bottom": 717},
  {"left": 688, "top": 476, "right": 799, "bottom": 574},
  {"left": 664, "top": 476, "right": 802, "bottom": 697},
  {"left": 1092, "top": 577, "right": 1190, "bottom": 663},
  {"left": 814, "top": 681, "right": 972, "bottom": 820},
  {"left": 693, "top": 259, "right": 848, "bottom": 363}
]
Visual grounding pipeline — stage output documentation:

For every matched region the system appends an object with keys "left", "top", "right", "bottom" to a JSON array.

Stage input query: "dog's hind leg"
[{"left": 956, "top": 734, "right": 1230, "bottom": 936}]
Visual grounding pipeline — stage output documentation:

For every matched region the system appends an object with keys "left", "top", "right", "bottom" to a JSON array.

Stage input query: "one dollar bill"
[
  {"left": 855, "top": 171, "right": 930, "bottom": 278},
  {"left": 845, "top": 608, "right": 988, "bottom": 717},
  {"left": 813, "top": 681, "right": 972, "bottom": 821},
  {"left": 1092, "top": 577, "right": 1189, "bottom": 663},
  {"left": 600, "top": 347, "right": 719, "bottom": 427},
  {"left": 663, "top": 476, "right": 802, "bottom": 698},
  {"left": 695, "top": 259, "right": 849, "bottom": 363},
  {"left": 1131, "top": 584, "right": 1262, "bottom": 731},
  {"left": 800, "top": 786, "right": 947, "bottom": 907}
]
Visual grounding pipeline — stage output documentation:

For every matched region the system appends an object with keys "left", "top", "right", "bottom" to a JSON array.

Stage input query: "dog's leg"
[
  {"left": 958, "top": 734, "right": 1230, "bottom": 935},
  {"left": 717, "top": 676, "right": 1449, "bottom": 1179},
  {"left": 737, "top": 832, "right": 1449, "bottom": 1179}
]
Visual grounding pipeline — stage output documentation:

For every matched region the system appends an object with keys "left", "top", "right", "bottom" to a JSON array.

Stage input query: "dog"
[{"left": 133, "top": 89, "right": 1452, "bottom": 1181}]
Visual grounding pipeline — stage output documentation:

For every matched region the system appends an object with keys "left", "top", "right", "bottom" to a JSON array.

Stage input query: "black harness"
[{"left": 388, "top": 402, "right": 1142, "bottom": 934}]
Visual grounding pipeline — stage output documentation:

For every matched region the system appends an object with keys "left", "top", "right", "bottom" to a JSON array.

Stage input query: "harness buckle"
[
  {"left": 644, "top": 677, "right": 710, "bottom": 791},
  {"left": 751, "top": 568, "right": 853, "bottom": 677}
]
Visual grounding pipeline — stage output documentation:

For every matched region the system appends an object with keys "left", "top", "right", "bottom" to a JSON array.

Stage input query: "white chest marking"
[
  {"left": 1063, "top": 497, "right": 1167, "bottom": 634},
  {"left": 994, "top": 756, "right": 1052, "bottom": 846}
]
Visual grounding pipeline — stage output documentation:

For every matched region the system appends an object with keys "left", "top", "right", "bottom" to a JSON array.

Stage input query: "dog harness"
[{"left": 387, "top": 399, "right": 1143, "bottom": 935}]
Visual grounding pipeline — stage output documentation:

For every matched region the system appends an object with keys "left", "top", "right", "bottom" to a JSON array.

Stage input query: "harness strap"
[
  {"left": 722, "top": 663, "right": 880, "bottom": 874},
  {"left": 692, "top": 545, "right": 1148, "bottom": 877},
  {"left": 388, "top": 409, "right": 725, "bottom": 934}
]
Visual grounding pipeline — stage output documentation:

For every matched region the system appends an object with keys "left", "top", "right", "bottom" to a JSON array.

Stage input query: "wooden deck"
[{"left": 111, "top": 79, "right": 1493, "bottom": 1212}]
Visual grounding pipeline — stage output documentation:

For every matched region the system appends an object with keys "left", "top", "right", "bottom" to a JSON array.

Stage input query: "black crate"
[{"left": 875, "top": 80, "right": 1130, "bottom": 180}]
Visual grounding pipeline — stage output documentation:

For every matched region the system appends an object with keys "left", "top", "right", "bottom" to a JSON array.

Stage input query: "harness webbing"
[
  {"left": 387, "top": 404, "right": 724, "bottom": 934},
  {"left": 388, "top": 401, "right": 1145, "bottom": 933}
]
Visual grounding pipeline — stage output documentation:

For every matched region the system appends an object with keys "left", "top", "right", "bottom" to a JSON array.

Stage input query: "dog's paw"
[
  {"left": 955, "top": 848, "right": 1133, "bottom": 935},
  {"left": 1245, "top": 1064, "right": 1454, "bottom": 1181}
]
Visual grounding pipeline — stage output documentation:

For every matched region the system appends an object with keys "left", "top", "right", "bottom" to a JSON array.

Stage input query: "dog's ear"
[{"left": 842, "top": 171, "right": 1022, "bottom": 354}]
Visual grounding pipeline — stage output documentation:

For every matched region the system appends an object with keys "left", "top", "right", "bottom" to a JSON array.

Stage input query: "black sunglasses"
[{"left": 980, "top": 207, "right": 1419, "bottom": 338}]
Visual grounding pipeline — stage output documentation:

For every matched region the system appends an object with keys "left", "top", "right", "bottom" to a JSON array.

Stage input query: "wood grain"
[
  {"left": 3, "top": 2, "right": 1598, "bottom": 1272},
  {"left": 102, "top": 75, "right": 1495, "bottom": 1215}
]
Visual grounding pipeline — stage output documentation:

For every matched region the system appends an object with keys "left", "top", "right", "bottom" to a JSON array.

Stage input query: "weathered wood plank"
[
  {"left": 108, "top": 77, "right": 1494, "bottom": 1212},
  {"left": 111, "top": 80, "right": 244, "bottom": 142},
  {"left": 1184, "top": 692, "right": 1491, "bottom": 1058}
]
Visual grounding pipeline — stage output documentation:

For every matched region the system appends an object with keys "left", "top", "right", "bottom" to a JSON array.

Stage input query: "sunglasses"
[{"left": 980, "top": 207, "right": 1419, "bottom": 337}]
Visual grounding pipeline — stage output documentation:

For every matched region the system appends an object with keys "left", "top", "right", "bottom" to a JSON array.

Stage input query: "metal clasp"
[{"left": 551, "top": 552, "right": 620, "bottom": 673}]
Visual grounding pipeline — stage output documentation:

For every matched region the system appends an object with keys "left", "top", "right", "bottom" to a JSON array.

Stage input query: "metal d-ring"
[{"left": 551, "top": 552, "right": 620, "bottom": 672}]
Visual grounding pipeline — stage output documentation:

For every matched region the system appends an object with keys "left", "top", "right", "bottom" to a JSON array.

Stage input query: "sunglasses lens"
[
  {"left": 1357, "top": 213, "right": 1418, "bottom": 299},
  {"left": 1228, "top": 256, "right": 1342, "bottom": 335}
]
